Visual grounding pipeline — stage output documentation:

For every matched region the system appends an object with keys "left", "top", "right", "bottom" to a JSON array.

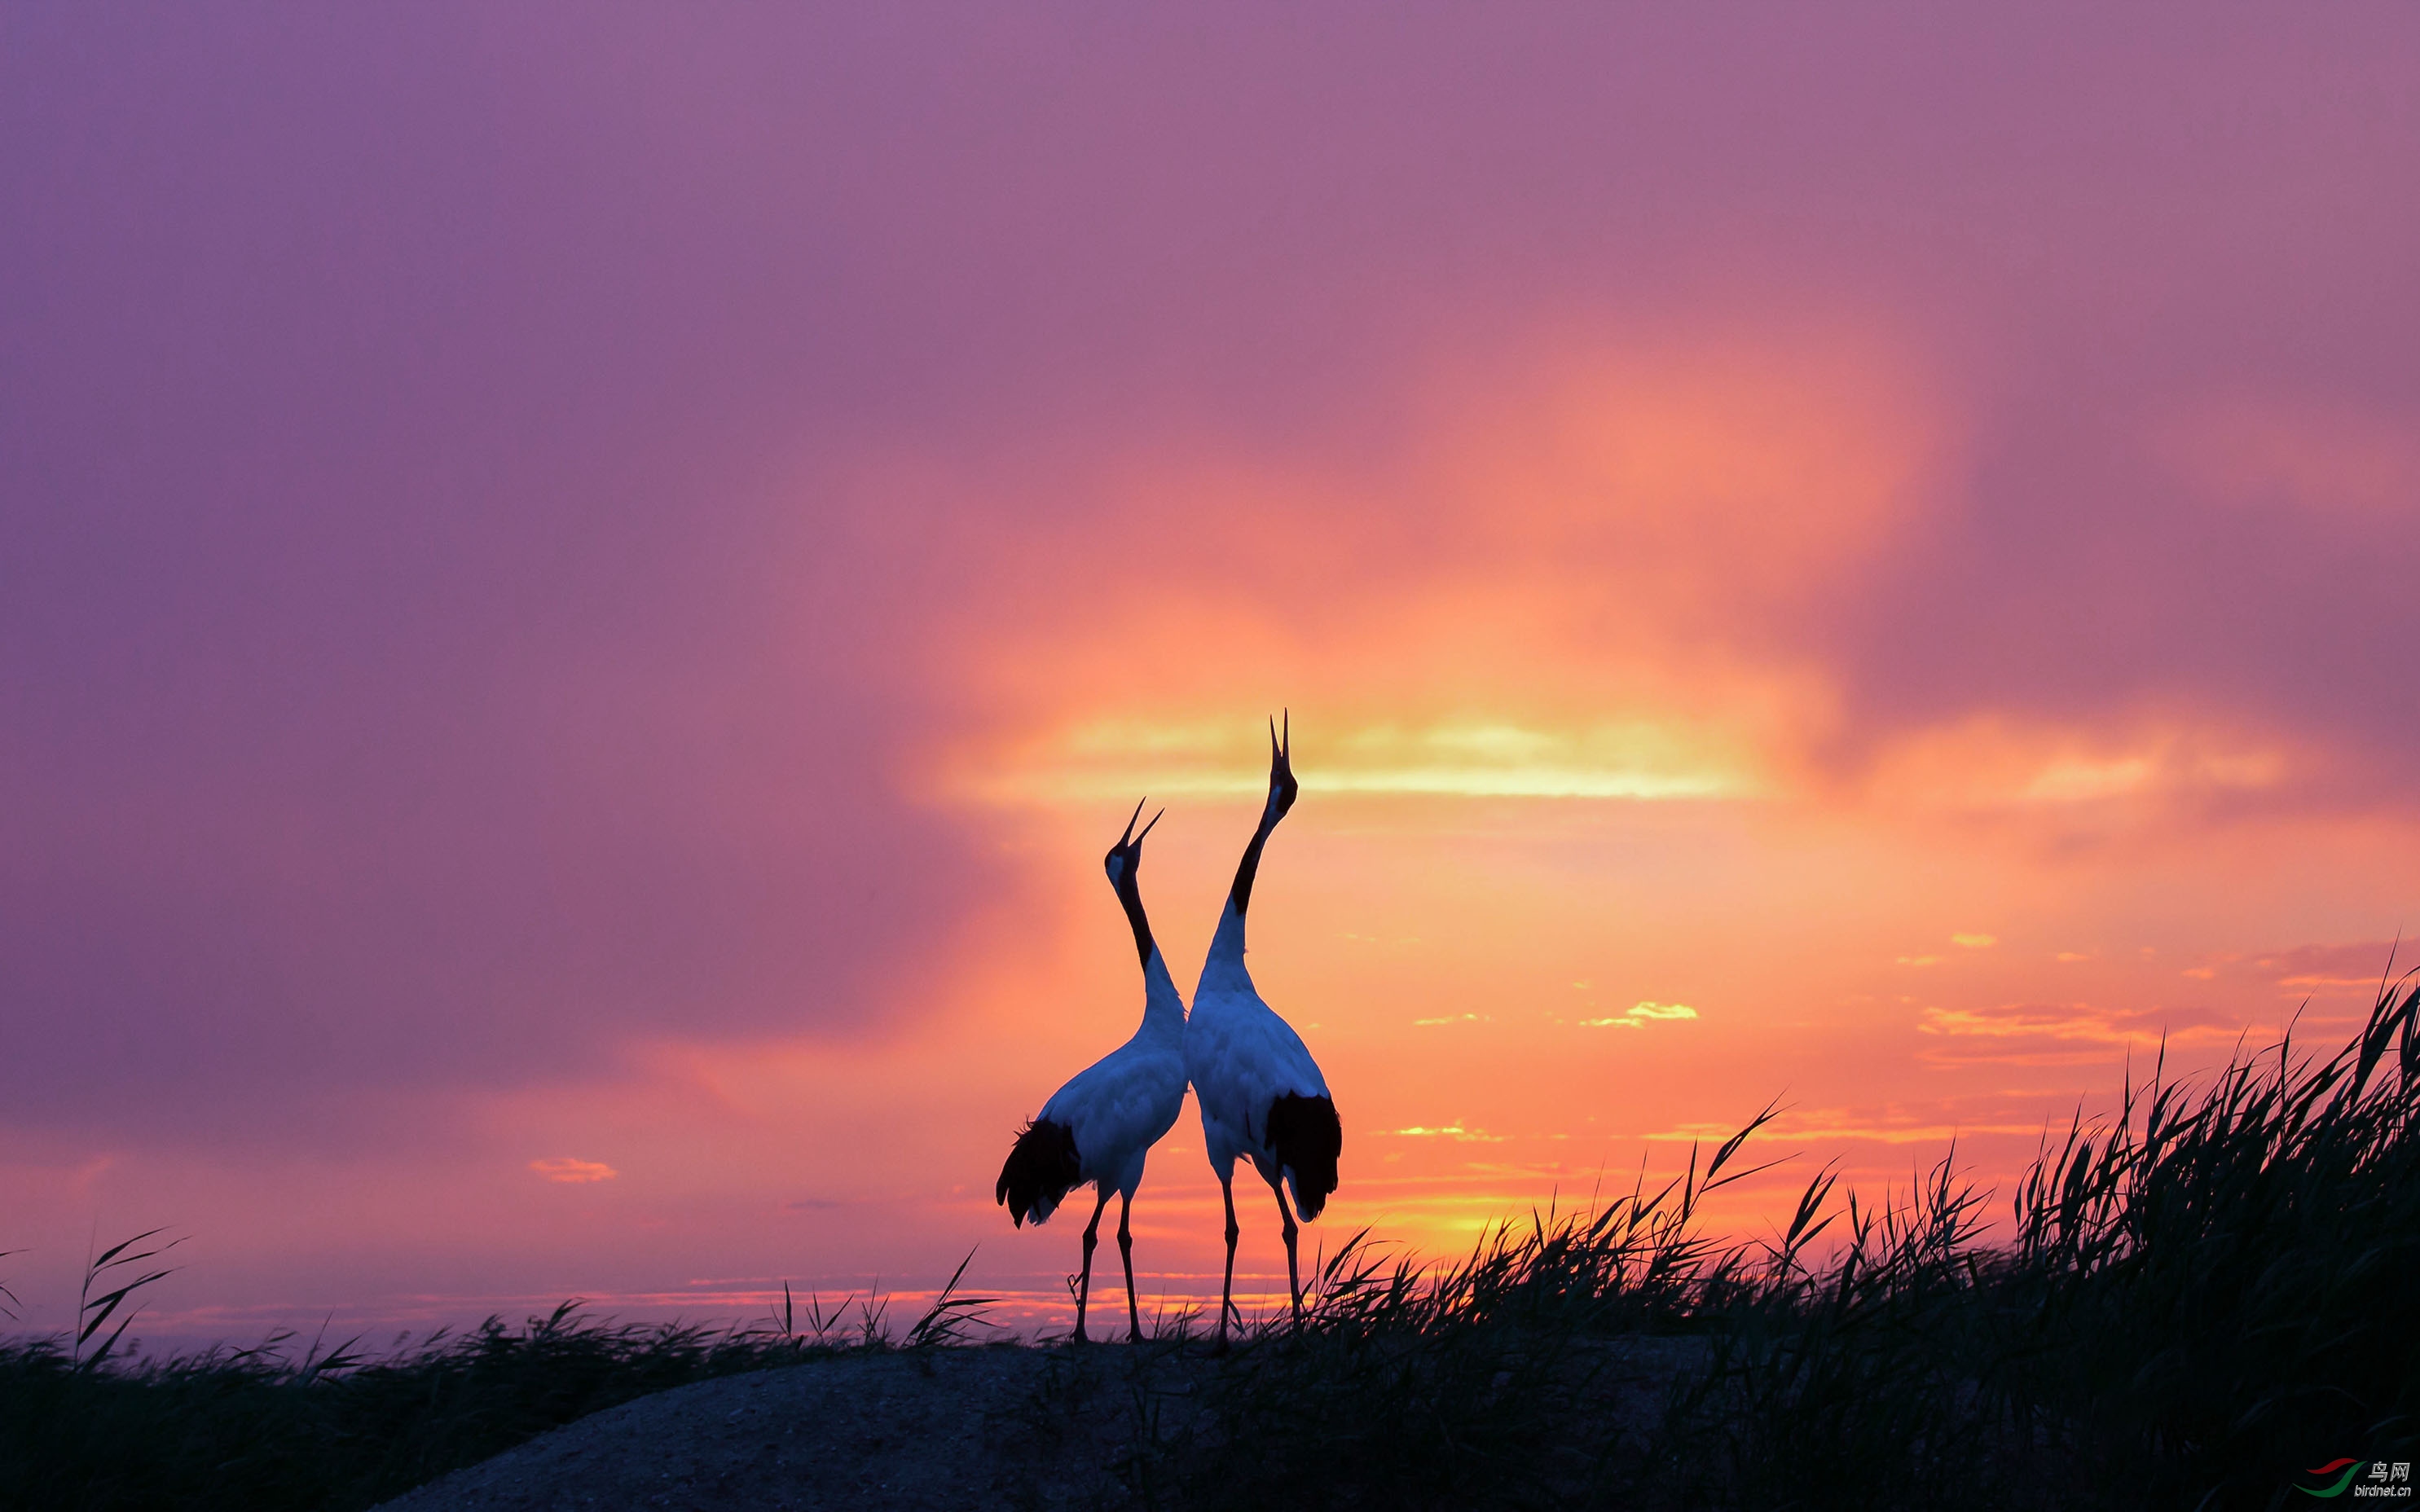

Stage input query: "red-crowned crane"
[
  {"left": 995, "top": 802, "right": 1190, "bottom": 1343},
  {"left": 1184, "top": 714, "right": 1340, "bottom": 1345}
]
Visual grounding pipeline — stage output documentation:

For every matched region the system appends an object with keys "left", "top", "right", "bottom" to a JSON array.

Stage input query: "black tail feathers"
[
  {"left": 1267, "top": 1092, "right": 1342, "bottom": 1222},
  {"left": 996, "top": 1119, "right": 1082, "bottom": 1228}
]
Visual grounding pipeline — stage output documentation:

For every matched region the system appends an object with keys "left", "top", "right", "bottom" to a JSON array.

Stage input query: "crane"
[
  {"left": 995, "top": 802, "right": 1190, "bottom": 1343},
  {"left": 1183, "top": 714, "right": 1341, "bottom": 1345}
]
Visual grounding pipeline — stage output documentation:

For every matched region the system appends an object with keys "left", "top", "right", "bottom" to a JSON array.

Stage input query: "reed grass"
[{"left": 1138, "top": 971, "right": 2420, "bottom": 1510}]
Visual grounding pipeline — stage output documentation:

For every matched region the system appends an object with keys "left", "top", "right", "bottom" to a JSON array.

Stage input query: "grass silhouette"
[
  {"left": 1146, "top": 968, "right": 2420, "bottom": 1510},
  {"left": 5, "top": 972, "right": 2415, "bottom": 1510},
  {"left": 0, "top": 1272, "right": 985, "bottom": 1510}
]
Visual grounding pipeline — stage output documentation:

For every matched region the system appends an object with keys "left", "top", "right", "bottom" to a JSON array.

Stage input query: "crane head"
[
  {"left": 1103, "top": 798, "right": 1163, "bottom": 888},
  {"left": 1265, "top": 710, "right": 1298, "bottom": 821}
]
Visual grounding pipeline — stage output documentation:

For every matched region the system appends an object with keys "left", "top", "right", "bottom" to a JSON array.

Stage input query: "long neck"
[
  {"left": 1203, "top": 802, "right": 1281, "bottom": 977},
  {"left": 1228, "top": 815, "right": 1278, "bottom": 920},
  {"left": 1112, "top": 866, "right": 1156, "bottom": 969},
  {"left": 1115, "top": 872, "right": 1185, "bottom": 1038}
]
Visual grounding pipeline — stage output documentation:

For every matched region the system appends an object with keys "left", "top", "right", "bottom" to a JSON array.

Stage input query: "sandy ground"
[{"left": 373, "top": 1336, "right": 1709, "bottom": 1511}]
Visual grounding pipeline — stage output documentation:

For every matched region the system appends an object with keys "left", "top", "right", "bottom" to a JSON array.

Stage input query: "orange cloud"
[
  {"left": 916, "top": 323, "right": 1943, "bottom": 824},
  {"left": 1915, "top": 1001, "right": 2237, "bottom": 1068},
  {"left": 1863, "top": 714, "right": 2291, "bottom": 817},
  {"left": 1422, "top": 332, "right": 1939, "bottom": 627}
]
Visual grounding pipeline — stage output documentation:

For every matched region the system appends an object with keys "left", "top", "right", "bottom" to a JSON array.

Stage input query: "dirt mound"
[
  {"left": 373, "top": 1334, "right": 1710, "bottom": 1511},
  {"left": 372, "top": 1344, "right": 1176, "bottom": 1512}
]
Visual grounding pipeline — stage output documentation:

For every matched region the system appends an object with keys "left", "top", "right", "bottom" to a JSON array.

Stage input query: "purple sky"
[{"left": 4, "top": 4, "right": 2418, "bottom": 1338}]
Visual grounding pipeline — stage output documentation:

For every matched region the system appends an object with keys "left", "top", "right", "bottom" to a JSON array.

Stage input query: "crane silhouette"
[
  {"left": 1183, "top": 714, "right": 1341, "bottom": 1345},
  {"left": 995, "top": 802, "right": 1190, "bottom": 1343}
]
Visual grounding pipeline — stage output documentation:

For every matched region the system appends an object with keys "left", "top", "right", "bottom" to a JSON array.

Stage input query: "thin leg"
[
  {"left": 1217, "top": 1172, "right": 1241, "bottom": 1349},
  {"left": 1116, "top": 1191, "right": 1141, "bottom": 1343},
  {"left": 1269, "top": 1176, "right": 1303, "bottom": 1329},
  {"left": 1075, "top": 1187, "right": 1110, "bottom": 1343}
]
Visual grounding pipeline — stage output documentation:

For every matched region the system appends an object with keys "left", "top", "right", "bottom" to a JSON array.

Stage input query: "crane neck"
[
  {"left": 1111, "top": 861, "right": 1157, "bottom": 970},
  {"left": 1203, "top": 798, "right": 1284, "bottom": 987},
  {"left": 1138, "top": 946, "right": 1186, "bottom": 1039},
  {"left": 1225, "top": 802, "right": 1283, "bottom": 921}
]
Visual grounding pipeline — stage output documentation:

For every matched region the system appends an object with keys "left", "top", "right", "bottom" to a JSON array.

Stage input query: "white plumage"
[
  {"left": 1184, "top": 715, "right": 1342, "bottom": 1343},
  {"left": 996, "top": 802, "right": 1189, "bottom": 1343}
]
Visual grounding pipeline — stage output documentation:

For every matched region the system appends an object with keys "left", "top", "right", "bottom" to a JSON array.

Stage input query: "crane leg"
[
  {"left": 1116, "top": 1191, "right": 1141, "bottom": 1343},
  {"left": 1216, "top": 1172, "right": 1241, "bottom": 1351},
  {"left": 1074, "top": 1187, "right": 1110, "bottom": 1344},
  {"left": 1269, "top": 1176, "right": 1304, "bottom": 1330}
]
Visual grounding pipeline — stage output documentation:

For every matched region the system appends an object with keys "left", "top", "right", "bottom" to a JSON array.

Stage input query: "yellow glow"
[
  {"left": 1582, "top": 1001, "right": 1700, "bottom": 1028},
  {"left": 1381, "top": 1125, "right": 1508, "bottom": 1143},
  {"left": 957, "top": 716, "right": 1756, "bottom": 807},
  {"left": 1626, "top": 1002, "right": 1698, "bottom": 1020}
]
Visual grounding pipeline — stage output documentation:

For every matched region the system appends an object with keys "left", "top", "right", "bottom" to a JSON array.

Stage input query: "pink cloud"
[
  {"left": 2249, "top": 941, "right": 2410, "bottom": 991},
  {"left": 529, "top": 1158, "right": 618, "bottom": 1185}
]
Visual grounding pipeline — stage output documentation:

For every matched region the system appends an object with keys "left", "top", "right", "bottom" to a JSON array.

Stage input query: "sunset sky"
[{"left": 6, "top": 5, "right": 2419, "bottom": 1346}]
